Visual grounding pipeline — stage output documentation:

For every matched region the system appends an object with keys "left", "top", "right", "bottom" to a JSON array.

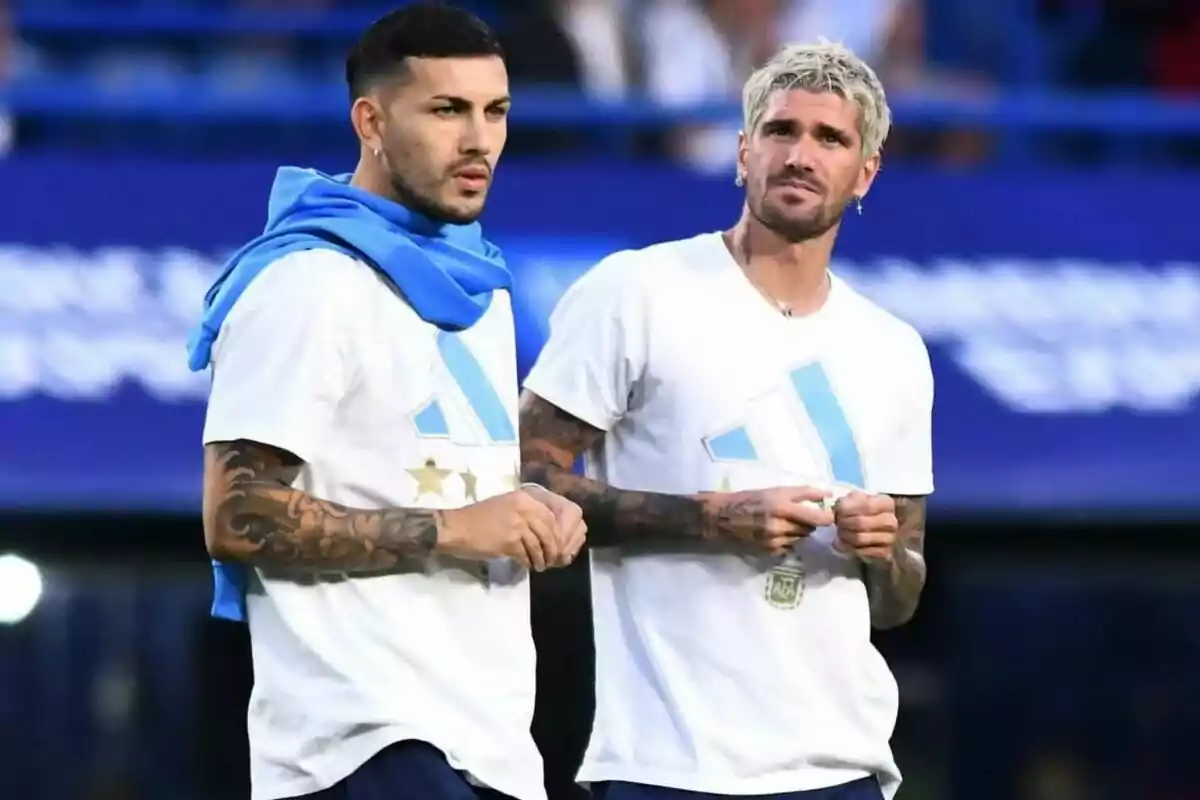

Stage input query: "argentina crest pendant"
[{"left": 764, "top": 559, "right": 806, "bottom": 610}]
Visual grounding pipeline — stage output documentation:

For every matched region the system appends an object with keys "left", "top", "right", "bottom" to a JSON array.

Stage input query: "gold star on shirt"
[
  {"left": 460, "top": 469, "right": 478, "bottom": 501},
  {"left": 408, "top": 459, "right": 452, "bottom": 497}
]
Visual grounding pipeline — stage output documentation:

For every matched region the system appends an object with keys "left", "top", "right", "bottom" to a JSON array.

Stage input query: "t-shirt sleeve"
[
  {"left": 201, "top": 249, "right": 360, "bottom": 462},
  {"left": 522, "top": 252, "right": 648, "bottom": 431},
  {"left": 870, "top": 334, "right": 935, "bottom": 497}
]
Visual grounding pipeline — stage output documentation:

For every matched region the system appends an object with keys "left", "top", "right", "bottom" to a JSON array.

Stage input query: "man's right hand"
[
  {"left": 701, "top": 486, "right": 834, "bottom": 556},
  {"left": 435, "top": 490, "right": 562, "bottom": 571},
  {"left": 519, "top": 484, "right": 586, "bottom": 566}
]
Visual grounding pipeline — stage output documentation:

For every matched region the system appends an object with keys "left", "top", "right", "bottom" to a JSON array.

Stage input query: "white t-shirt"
[
  {"left": 202, "top": 249, "right": 544, "bottom": 800},
  {"left": 523, "top": 232, "right": 933, "bottom": 798}
]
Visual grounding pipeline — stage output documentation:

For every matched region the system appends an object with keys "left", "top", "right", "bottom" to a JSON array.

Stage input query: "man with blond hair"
[{"left": 518, "top": 42, "right": 933, "bottom": 800}]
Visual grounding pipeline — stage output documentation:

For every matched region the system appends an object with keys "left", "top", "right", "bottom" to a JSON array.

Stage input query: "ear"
[
  {"left": 854, "top": 152, "right": 881, "bottom": 201},
  {"left": 350, "top": 96, "right": 385, "bottom": 154},
  {"left": 736, "top": 129, "right": 749, "bottom": 185}
]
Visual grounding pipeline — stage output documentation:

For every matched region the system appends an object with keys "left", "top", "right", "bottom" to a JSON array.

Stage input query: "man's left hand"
[{"left": 833, "top": 491, "right": 898, "bottom": 563}]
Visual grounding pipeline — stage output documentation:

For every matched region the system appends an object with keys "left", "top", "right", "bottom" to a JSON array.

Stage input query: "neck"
[
  {"left": 725, "top": 206, "right": 839, "bottom": 316},
  {"left": 350, "top": 157, "right": 395, "bottom": 201}
]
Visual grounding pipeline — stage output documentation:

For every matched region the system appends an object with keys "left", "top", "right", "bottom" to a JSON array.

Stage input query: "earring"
[
  {"left": 734, "top": 172, "right": 745, "bottom": 187},
  {"left": 855, "top": 196, "right": 863, "bottom": 215},
  {"left": 372, "top": 146, "right": 381, "bottom": 159}
]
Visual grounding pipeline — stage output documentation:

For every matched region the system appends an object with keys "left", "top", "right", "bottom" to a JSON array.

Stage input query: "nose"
[
  {"left": 784, "top": 134, "right": 821, "bottom": 173},
  {"left": 457, "top": 110, "right": 493, "bottom": 156}
]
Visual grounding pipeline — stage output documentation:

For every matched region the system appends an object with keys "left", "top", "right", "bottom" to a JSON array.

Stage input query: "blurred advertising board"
[{"left": 1, "top": 158, "right": 1197, "bottom": 515}]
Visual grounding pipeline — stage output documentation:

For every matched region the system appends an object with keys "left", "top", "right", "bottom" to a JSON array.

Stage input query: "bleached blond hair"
[{"left": 742, "top": 41, "right": 892, "bottom": 158}]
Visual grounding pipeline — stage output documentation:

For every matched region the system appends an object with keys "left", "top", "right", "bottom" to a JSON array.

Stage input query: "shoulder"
[
  {"left": 618, "top": 232, "right": 721, "bottom": 271},
  {"left": 213, "top": 249, "right": 383, "bottom": 366},
  {"left": 239, "top": 248, "right": 378, "bottom": 305},
  {"left": 225, "top": 248, "right": 381, "bottom": 326},
  {"left": 575, "top": 232, "right": 719, "bottom": 297},
  {"left": 833, "top": 275, "right": 931, "bottom": 379}
]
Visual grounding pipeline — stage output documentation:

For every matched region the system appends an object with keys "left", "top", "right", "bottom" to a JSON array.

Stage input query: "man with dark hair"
[{"left": 187, "top": 5, "right": 584, "bottom": 800}]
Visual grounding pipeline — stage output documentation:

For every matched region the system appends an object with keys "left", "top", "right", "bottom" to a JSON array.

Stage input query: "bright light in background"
[{"left": 0, "top": 554, "right": 44, "bottom": 625}]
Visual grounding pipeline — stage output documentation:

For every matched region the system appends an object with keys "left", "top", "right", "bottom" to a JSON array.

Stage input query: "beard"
[
  {"left": 385, "top": 171, "right": 482, "bottom": 225},
  {"left": 750, "top": 190, "right": 852, "bottom": 243}
]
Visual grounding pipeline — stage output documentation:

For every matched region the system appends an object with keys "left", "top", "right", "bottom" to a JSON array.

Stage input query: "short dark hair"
[{"left": 346, "top": 3, "right": 504, "bottom": 101}]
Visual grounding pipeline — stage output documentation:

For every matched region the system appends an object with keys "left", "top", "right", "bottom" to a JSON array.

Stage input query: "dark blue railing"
[
  {"left": 12, "top": 7, "right": 401, "bottom": 37},
  {"left": 6, "top": 3, "right": 1200, "bottom": 140}
]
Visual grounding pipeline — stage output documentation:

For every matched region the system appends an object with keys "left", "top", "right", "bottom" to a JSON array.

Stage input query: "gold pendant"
[{"left": 764, "top": 561, "right": 805, "bottom": 610}]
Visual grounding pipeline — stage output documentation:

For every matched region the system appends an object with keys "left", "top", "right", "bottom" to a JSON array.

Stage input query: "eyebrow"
[
  {"left": 815, "top": 122, "right": 852, "bottom": 138},
  {"left": 765, "top": 118, "right": 852, "bottom": 139},
  {"left": 429, "top": 94, "right": 512, "bottom": 105}
]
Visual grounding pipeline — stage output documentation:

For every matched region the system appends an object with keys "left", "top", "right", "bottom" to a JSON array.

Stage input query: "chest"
[
  {"left": 336, "top": 291, "right": 521, "bottom": 505},
  {"left": 634, "top": 298, "right": 908, "bottom": 490}
]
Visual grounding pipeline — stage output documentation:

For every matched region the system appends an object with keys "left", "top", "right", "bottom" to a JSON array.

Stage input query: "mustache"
[
  {"left": 770, "top": 172, "right": 825, "bottom": 193},
  {"left": 448, "top": 158, "right": 492, "bottom": 176}
]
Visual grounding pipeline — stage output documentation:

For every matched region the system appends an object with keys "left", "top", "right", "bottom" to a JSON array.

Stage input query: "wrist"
[
  {"left": 433, "top": 507, "right": 462, "bottom": 554},
  {"left": 692, "top": 491, "right": 733, "bottom": 541},
  {"left": 866, "top": 541, "right": 911, "bottom": 576}
]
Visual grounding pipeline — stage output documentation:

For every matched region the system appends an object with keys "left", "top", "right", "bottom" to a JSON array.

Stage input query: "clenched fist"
[
  {"left": 521, "top": 483, "right": 587, "bottom": 566},
  {"left": 833, "top": 491, "right": 898, "bottom": 562},
  {"left": 435, "top": 489, "right": 562, "bottom": 571}
]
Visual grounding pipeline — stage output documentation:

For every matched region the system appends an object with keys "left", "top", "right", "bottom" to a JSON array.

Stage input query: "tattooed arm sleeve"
[
  {"left": 519, "top": 391, "right": 718, "bottom": 546},
  {"left": 202, "top": 439, "right": 440, "bottom": 573},
  {"left": 864, "top": 495, "right": 927, "bottom": 629}
]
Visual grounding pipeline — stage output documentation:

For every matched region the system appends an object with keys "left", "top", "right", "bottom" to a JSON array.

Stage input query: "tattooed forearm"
[
  {"left": 202, "top": 440, "right": 440, "bottom": 572},
  {"left": 518, "top": 392, "right": 710, "bottom": 547},
  {"left": 865, "top": 495, "right": 927, "bottom": 629}
]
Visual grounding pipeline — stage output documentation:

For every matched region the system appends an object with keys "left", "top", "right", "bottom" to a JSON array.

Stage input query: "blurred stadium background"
[{"left": 1, "top": 0, "right": 1199, "bottom": 798}]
